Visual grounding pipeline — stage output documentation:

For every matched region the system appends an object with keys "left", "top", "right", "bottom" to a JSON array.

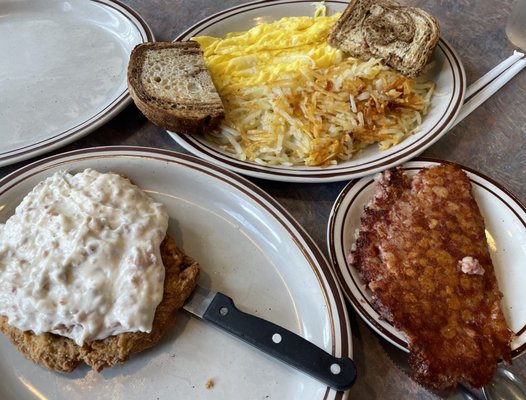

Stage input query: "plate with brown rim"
[
  {"left": 0, "top": 0, "right": 153, "bottom": 167},
  {"left": 0, "top": 146, "right": 352, "bottom": 400},
  {"left": 170, "top": 0, "right": 466, "bottom": 183},
  {"left": 327, "top": 159, "right": 526, "bottom": 357}
]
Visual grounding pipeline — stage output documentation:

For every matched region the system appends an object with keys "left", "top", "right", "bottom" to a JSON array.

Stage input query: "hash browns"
[
  {"left": 349, "top": 163, "right": 512, "bottom": 390},
  {"left": 0, "top": 235, "right": 199, "bottom": 373}
]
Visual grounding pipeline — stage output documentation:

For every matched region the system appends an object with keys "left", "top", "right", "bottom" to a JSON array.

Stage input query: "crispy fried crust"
[
  {"left": 0, "top": 235, "right": 199, "bottom": 373},
  {"left": 350, "top": 163, "right": 512, "bottom": 390}
]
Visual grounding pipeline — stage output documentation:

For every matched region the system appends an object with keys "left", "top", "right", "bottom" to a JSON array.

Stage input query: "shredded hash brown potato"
[{"left": 193, "top": 7, "right": 435, "bottom": 167}]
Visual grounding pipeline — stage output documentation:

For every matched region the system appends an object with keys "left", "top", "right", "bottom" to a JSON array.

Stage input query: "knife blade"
[{"left": 183, "top": 285, "right": 357, "bottom": 391}]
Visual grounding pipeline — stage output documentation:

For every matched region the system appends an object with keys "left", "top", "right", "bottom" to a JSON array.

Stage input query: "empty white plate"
[{"left": 0, "top": 0, "right": 153, "bottom": 166}]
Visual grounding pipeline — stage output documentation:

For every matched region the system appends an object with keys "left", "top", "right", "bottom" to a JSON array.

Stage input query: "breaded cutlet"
[
  {"left": 349, "top": 163, "right": 512, "bottom": 390},
  {"left": 0, "top": 235, "right": 199, "bottom": 373}
]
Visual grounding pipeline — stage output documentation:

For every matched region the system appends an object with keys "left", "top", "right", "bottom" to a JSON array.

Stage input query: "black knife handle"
[{"left": 202, "top": 292, "right": 357, "bottom": 391}]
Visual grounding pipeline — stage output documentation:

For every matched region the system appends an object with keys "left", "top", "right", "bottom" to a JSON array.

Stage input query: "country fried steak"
[
  {"left": 0, "top": 235, "right": 199, "bottom": 373},
  {"left": 349, "top": 163, "right": 512, "bottom": 390}
]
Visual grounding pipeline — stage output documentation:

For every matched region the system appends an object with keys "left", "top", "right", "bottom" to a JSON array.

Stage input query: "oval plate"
[
  {"left": 171, "top": 0, "right": 466, "bottom": 182},
  {"left": 0, "top": 146, "right": 352, "bottom": 400},
  {"left": 0, "top": 0, "right": 153, "bottom": 167},
  {"left": 327, "top": 159, "right": 526, "bottom": 357}
]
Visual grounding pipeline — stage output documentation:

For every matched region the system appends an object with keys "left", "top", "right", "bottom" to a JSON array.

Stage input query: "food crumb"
[{"left": 205, "top": 379, "right": 214, "bottom": 389}]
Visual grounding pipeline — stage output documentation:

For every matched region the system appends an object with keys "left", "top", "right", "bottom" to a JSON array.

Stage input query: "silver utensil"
[
  {"left": 456, "top": 368, "right": 526, "bottom": 400},
  {"left": 379, "top": 336, "right": 525, "bottom": 400},
  {"left": 451, "top": 50, "right": 526, "bottom": 129},
  {"left": 482, "top": 367, "right": 526, "bottom": 400},
  {"left": 183, "top": 285, "right": 357, "bottom": 390}
]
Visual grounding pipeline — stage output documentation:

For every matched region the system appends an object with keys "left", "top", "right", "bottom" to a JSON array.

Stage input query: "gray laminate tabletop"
[{"left": 0, "top": 0, "right": 525, "bottom": 398}]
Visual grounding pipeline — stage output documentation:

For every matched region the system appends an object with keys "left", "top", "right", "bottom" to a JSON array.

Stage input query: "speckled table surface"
[{"left": 1, "top": 0, "right": 525, "bottom": 399}]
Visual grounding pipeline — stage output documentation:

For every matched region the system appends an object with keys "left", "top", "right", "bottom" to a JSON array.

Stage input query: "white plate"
[
  {"left": 0, "top": 146, "right": 352, "bottom": 400},
  {"left": 327, "top": 159, "right": 526, "bottom": 357},
  {"left": 0, "top": 0, "right": 153, "bottom": 167},
  {"left": 171, "top": 0, "right": 466, "bottom": 183}
]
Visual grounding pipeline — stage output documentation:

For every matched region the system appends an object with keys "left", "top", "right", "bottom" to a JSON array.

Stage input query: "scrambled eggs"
[{"left": 192, "top": 6, "right": 434, "bottom": 166}]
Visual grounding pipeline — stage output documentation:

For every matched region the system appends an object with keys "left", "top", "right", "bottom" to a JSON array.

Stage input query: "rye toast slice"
[
  {"left": 127, "top": 41, "right": 224, "bottom": 134},
  {"left": 328, "top": 0, "right": 440, "bottom": 77}
]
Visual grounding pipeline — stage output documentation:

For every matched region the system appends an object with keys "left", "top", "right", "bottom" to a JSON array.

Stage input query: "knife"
[{"left": 183, "top": 285, "right": 357, "bottom": 391}]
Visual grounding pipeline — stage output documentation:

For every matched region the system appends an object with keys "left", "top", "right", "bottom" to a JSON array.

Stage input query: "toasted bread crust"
[
  {"left": 328, "top": 0, "right": 440, "bottom": 77},
  {"left": 0, "top": 235, "right": 199, "bottom": 373},
  {"left": 127, "top": 41, "right": 224, "bottom": 134},
  {"left": 350, "top": 164, "right": 512, "bottom": 390}
]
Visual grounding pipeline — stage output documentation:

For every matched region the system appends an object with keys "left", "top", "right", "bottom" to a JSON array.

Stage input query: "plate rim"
[
  {"left": 171, "top": 0, "right": 466, "bottom": 183},
  {"left": 327, "top": 156, "right": 526, "bottom": 358},
  {"left": 0, "top": 145, "right": 353, "bottom": 400},
  {"left": 0, "top": 0, "right": 154, "bottom": 167}
]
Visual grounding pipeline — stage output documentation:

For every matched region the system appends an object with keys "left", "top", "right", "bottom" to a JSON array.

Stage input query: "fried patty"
[
  {"left": 0, "top": 235, "right": 199, "bottom": 373},
  {"left": 350, "top": 163, "right": 512, "bottom": 390}
]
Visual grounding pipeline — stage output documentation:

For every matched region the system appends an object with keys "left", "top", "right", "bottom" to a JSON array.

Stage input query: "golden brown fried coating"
[
  {"left": 350, "top": 163, "right": 512, "bottom": 390},
  {"left": 0, "top": 235, "right": 199, "bottom": 373}
]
